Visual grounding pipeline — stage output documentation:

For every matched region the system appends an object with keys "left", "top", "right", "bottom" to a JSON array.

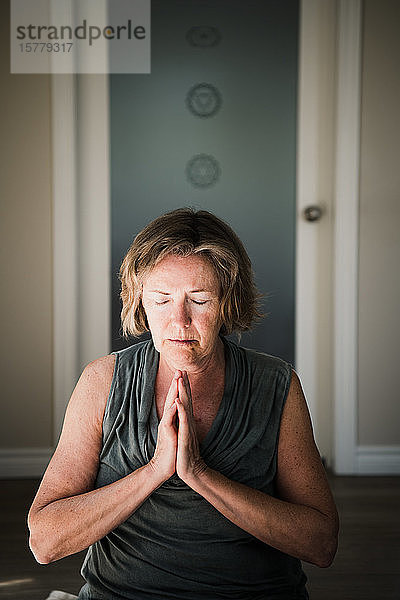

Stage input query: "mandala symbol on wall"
[
  {"left": 186, "top": 83, "right": 222, "bottom": 118},
  {"left": 186, "top": 26, "right": 222, "bottom": 48},
  {"left": 186, "top": 154, "right": 221, "bottom": 188}
]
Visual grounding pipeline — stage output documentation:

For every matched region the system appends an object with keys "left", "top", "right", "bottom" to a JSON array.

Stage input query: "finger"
[
  {"left": 164, "top": 372, "right": 180, "bottom": 408},
  {"left": 160, "top": 378, "right": 180, "bottom": 424},
  {"left": 183, "top": 372, "right": 194, "bottom": 407},
  {"left": 178, "top": 377, "right": 194, "bottom": 416},
  {"left": 162, "top": 398, "right": 178, "bottom": 426},
  {"left": 176, "top": 398, "right": 189, "bottom": 438},
  {"left": 162, "top": 394, "right": 178, "bottom": 420},
  {"left": 178, "top": 377, "right": 188, "bottom": 405},
  {"left": 182, "top": 371, "right": 190, "bottom": 394}
]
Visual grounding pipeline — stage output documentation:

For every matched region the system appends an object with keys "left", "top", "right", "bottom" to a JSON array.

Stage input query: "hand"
[
  {"left": 149, "top": 372, "right": 179, "bottom": 482},
  {"left": 175, "top": 371, "right": 207, "bottom": 483}
]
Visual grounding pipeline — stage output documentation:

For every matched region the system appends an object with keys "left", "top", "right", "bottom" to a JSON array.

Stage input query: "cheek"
[
  {"left": 200, "top": 310, "right": 222, "bottom": 336},
  {"left": 145, "top": 307, "right": 170, "bottom": 334},
  {"left": 145, "top": 309, "right": 161, "bottom": 328}
]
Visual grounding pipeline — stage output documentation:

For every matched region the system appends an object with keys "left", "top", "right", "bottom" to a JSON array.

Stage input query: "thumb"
[
  {"left": 162, "top": 397, "right": 178, "bottom": 426},
  {"left": 176, "top": 397, "right": 189, "bottom": 439}
]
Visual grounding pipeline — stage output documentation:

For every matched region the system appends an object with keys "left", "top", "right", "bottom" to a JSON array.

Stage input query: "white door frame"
[
  {"left": 296, "top": 0, "right": 338, "bottom": 464},
  {"left": 332, "top": 0, "right": 362, "bottom": 474},
  {"left": 51, "top": 72, "right": 111, "bottom": 442},
  {"left": 51, "top": 1, "right": 362, "bottom": 473}
]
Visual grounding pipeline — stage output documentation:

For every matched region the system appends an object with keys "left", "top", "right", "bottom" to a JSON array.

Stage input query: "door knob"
[{"left": 303, "top": 205, "right": 323, "bottom": 222}]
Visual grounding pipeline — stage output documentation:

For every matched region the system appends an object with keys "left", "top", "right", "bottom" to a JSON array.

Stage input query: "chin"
[{"left": 162, "top": 341, "right": 200, "bottom": 367}]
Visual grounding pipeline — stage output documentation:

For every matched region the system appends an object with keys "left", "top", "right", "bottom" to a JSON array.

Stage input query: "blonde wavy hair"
[{"left": 119, "top": 207, "right": 263, "bottom": 338}]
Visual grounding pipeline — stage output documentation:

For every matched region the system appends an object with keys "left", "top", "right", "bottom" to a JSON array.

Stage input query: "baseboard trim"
[
  {"left": 356, "top": 445, "right": 400, "bottom": 475},
  {"left": 0, "top": 448, "right": 53, "bottom": 479},
  {"left": 1, "top": 446, "right": 398, "bottom": 478}
]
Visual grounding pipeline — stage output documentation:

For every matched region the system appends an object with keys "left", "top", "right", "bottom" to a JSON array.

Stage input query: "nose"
[{"left": 171, "top": 300, "right": 191, "bottom": 328}]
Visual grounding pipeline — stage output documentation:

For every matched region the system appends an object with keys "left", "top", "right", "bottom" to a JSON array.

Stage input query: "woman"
[{"left": 28, "top": 208, "right": 339, "bottom": 599}]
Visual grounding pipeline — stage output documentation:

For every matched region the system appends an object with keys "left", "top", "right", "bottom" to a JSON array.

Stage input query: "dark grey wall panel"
[{"left": 110, "top": 0, "right": 298, "bottom": 362}]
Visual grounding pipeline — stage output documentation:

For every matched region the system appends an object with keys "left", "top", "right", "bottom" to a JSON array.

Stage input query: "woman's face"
[{"left": 141, "top": 254, "right": 222, "bottom": 372}]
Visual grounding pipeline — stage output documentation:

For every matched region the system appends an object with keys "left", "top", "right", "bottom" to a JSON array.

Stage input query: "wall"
[
  {"left": 0, "top": 1, "right": 53, "bottom": 467},
  {"left": 1, "top": 0, "right": 399, "bottom": 477},
  {"left": 358, "top": 0, "right": 400, "bottom": 447}
]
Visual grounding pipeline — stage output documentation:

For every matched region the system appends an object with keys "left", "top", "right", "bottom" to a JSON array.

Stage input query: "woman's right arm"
[{"left": 28, "top": 357, "right": 179, "bottom": 564}]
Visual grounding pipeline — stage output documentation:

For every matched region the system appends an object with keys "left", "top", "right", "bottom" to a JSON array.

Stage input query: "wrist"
[
  {"left": 182, "top": 460, "right": 209, "bottom": 490},
  {"left": 146, "top": 458, "right": 172, "bottom": 488}
]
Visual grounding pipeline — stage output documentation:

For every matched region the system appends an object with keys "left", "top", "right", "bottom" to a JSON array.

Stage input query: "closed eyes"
[{"left": 154, "top": 299, "right": 208, "bottom": 306}]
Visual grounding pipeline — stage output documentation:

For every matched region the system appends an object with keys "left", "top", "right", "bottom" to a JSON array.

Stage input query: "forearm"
[
  {"left": 28, "top": 462, "right": 164, "bottom": 564},
  {"left": 187, "top": 467, "right": 337, "bottom": 567}
]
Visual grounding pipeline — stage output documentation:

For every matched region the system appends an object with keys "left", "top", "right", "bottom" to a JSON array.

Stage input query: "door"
[{"left": 110, "top": 0, "right": 299, "bottom": 364}]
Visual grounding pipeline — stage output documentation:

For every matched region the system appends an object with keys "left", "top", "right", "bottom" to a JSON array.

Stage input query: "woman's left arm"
[{"left": 175, "top": 371, "right": 339, "bottom": 568}]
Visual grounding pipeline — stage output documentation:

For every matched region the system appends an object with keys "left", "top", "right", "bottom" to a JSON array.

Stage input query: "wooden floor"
[{"left": 0, "top": 475, "right": 399, "bottom": 599}]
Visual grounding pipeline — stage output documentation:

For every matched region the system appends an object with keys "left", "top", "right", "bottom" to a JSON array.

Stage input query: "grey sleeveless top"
[{"left": 78, "top": 337, "right": 308, "bottom": 600}]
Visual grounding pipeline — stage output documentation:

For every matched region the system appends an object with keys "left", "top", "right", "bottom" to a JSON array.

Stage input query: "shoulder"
[
  {"left": 65, "top": 354, "right": 117, "bottom": 427},
  {"left": 77, "top": 354, "right": 116, "bottom": 403},
  {"left": 111, "top": 338, "right": 153, "bottom": 365},
  {"left": 243, "top": 346, "right": 291, "bottom": 374},
  {"left": 80, "top": 341, "right": 151, "bottom": 382},
  {"left": 277, "top": 369, "right": 325, "bottom": 485},
  {"left": 79, "top": 341, "right": 154, "bottom": 410},
  {"left": 83, "top": 354, "right": 116, "bottom": 383},
  {"left": 279, "top": 370, "right": 311, "bottom": 437},
  {"left": 228, "top": 339, "right": 292, "bottom": 385}
]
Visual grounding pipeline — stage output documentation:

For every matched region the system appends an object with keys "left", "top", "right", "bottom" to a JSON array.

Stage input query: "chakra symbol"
[
  {"left": 186, "top": 154, "right": 221, "bottom": 189},
  {"left": 186, "top": 83, "right": 222, "bottom": 118},
  {"left": 186, "top": 26, "right": 222, "bottom": 48}
]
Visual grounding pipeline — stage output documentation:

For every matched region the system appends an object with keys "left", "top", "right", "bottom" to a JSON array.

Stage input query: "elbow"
[
  {"left": 29, "top": 533, "right": 53, "bottom": 565},
  {"left": 28, "top": 513, "right": 58, "bottom": 565},
  {"left": 313, "top": 548, "right": 336, "bottom": 569},
  {"left": 309, "top": 510, "right": 339, "bottom": 568},
  {"left": 312, "top": 531, "right": 338, "bottom": 568}
]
